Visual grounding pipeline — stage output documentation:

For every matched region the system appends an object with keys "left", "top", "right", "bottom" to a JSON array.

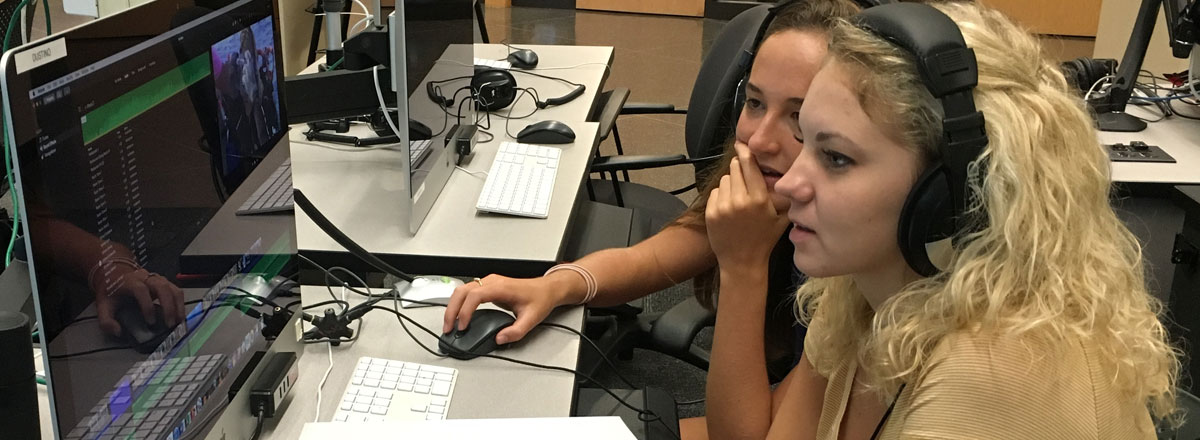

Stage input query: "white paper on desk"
[{"left": 299, "top": 416, "right": 636, "bottom": 440}]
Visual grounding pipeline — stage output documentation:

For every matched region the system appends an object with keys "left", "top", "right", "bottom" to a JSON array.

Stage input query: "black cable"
[
  {"left": 366, "top": 304, "right": 681, "bottom": 440},
  {"left": 503, "top": 88, "right": 537, "bottom": 140},
  {"left": 248, "top": 411, "right": 265, "bottom": 440},
  {"left": 477, "top": 129, "right": 495, "bottom": 144},
  {"left": 675, "top": 398, "right": 705, "bottom": 406},
  {"left": 509, "top": 69, "right": 584, "bottom": 88},
  {"left": 48, "top": 345, "right": 134, "bottom": 360},
  {"left": 1170, "top": 99, "right": 1200, "bottom": 120},
  {"left": 291, "top": 190, "right": 415, "bottom": 282},
  {"left": 538, "top": 322, "right": 638, "bottom": 389},
  {"left": 870, "top": 383, "right": 906, "bottom": 440},
  {"left": 222, "top": 286, "right": 282, "bottom": 308}
]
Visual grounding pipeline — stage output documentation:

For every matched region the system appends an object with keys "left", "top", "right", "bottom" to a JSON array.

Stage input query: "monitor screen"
[{"left": 1, "top": 0, "right": 295, "bottom": 438}]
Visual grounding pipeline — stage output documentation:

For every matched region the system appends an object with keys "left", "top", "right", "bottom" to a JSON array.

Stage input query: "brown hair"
[
  {"left": 675, "top": 0, "right": 861, "bottom": 367},
  {"left": 677, "top": 0, "right": 861, "bottom": 302}
]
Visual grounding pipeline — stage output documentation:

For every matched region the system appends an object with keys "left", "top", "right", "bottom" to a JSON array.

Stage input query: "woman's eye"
[
  {"left": 822, "top": 149, "right": 854, "bottom": 169},
  {"left": 745, "top": 98, "right": 763, "bottom": 110}
]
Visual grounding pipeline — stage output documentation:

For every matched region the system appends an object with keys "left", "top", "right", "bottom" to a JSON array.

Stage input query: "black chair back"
[{"left": 684, "top": 5, "right": 771, "bottom": 178}]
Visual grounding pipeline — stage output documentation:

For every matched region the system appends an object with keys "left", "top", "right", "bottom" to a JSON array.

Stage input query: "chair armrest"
[
  {"left": 620, "top": 102, "right": 688, "bottom": 115},
  {"left": 649, "top": 297, "right": 715, "bottom": 357},
  {"left": 588, "top": 88, "right": 630, "bottom": 141},
  {"left": 590, "top": 154, "right": 689, "bottom": 173}
]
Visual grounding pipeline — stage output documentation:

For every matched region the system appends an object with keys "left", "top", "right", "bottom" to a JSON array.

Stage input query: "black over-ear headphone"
[
  {"left": 852, "top": 3, "right": 990, "bottom": 277},
  {"left": 730, "top": 0, "right": 895, "bottom": 122},
  {"left": 427, "top": 69, "right": 588, "bottom": 112},
  {"left": 1059, "top": 57, "right": 1116, "bottom": 97}
]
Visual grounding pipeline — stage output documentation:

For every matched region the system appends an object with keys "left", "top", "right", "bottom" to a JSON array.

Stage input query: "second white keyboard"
[
  {"left": 476, "top": 142, "right": 561, "bottom": 218},
  {"left": 332, "top": 356, "right": 458, "bottom": 423}
]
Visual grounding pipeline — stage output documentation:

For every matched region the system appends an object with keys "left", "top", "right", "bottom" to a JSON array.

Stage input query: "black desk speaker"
[{"left": 0, "top": 311, "right": 39, "bottom": 440}]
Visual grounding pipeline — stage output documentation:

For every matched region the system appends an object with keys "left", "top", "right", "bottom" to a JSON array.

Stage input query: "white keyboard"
[
  {"left": 333, "top": 356, "right": 458, "bottom": 423},
  {"left": 474, "top": 57, "right": 512, "bottom": 70},
  {"left": 410, "top": 139, "right": 433, "bottom": 168},
  {"left": 236, "top": 158, "right": 293, "bottom": 215},
  {"left": 476, "top": 142, "right": 560, "bottom": 218}
]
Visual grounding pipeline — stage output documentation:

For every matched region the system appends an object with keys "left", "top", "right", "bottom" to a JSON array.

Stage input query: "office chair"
[
  {"left": 576, "top": 4, "right": 774, "bottom": 380},
  {"left": 586, "top": 4, "right": 771, "bottom": 233}
]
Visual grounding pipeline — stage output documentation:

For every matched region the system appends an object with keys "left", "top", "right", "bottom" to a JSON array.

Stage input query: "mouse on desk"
[
  {"left": 506, "top": 49, "right": 539, "bottom": 69},
  {"left": 517, "top": 120, "right": 575, "bottom": 145},
  {"left": 438, "top": 309, "right": 516, "bottom": 360},
  {"left": 112, "top": 298, "right": 173, "bottom": 354}
]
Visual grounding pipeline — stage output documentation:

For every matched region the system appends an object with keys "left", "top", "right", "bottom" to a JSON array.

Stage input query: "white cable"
[
  {"left": 373, "top": 65, "right": 405, "bottom": 139},
  {"left": 1084, "top": 74, "right": 1115, "bottom": 101},
  {"left": 352, "top": 0, "right": 370, "bottom": 16},
  {"left": 325, "top": 12, "right": 369, "bottom": 17},
  {"left": 313, "top": 284, "right": 347, "bottom": 422},
  {"left": 314, "top": 341, "right": 333, "bottom": 422},
  {"left": 435, "top": 58, "right": 611, "bottom": 73},
  {"left": 1190, "top": 48, "right": 1199, "bottom": 100},
  {"left": 456, "top": 166, "right": 488, "bottom": 178},
  {"left": 349, "top": 16, "right": 373, "bottom": 36}
]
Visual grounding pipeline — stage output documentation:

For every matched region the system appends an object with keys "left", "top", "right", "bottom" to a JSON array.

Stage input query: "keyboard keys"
[
  {"left": 333, "top": 357, "right": 457, "bottom": 423},
  {"left": 476, "top": 142, "right": 560, "bottom": 218}
]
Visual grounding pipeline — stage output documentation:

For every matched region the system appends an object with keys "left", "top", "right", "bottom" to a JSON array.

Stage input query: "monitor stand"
[{"left": 1097, "top": 111, "right": 1148, "bottom": 132}]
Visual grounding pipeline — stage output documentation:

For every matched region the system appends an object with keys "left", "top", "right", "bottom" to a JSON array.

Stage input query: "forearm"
[
  {"left": 706, "top": 266, "right": 773, "bottom": 439},
  {"left": 557, "top": 225, "right": 716, "bottom": 308}
]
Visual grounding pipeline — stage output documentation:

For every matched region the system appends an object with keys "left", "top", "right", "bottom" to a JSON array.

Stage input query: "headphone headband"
[{"left": 849, "top": 3, "right": 990, "bottom": 276}]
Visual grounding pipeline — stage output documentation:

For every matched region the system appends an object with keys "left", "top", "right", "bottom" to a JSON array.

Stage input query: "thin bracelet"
[
  {"left": 544, "top": 263, "right": 597, "bottom": 305},
  {"left": 87, "top": 257, "right": 141, "bottom": 296}
]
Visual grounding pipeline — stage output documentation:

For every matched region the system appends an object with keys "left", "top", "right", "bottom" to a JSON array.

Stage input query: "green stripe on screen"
[{"left": 81, "top": 54, "right": 212, "bottom": 145}]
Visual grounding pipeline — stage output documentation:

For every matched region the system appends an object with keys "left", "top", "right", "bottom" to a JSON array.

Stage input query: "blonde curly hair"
[{"left": 796, "top": 0, "right": 1181, "bottom": 423}]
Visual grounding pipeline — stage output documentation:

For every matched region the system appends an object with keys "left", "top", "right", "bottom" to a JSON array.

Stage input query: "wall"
[{"left": 1094, "top": 0, "right": 1189, "bottom": 75}]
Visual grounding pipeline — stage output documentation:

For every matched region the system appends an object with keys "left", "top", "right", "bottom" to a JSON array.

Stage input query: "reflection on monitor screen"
[
  {"left": 0, "top": 1, "right": 295, "bottom": 439},
  {"left": 210, "top": 16, "right": 282, "bottom": 186}
]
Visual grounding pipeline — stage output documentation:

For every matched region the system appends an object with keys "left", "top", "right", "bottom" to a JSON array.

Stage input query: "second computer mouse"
[
  {"left": 516, "top": 120, "right": 575, "bottom": 144},
  {"left": 113, "top": 299, "right": 171, "bottom": 354},
  {"left": 506, "top": 49, "right": 539, "bottom": 69},
  {"left": 438, "top": 309, "right": 516, "bottom": 360}
]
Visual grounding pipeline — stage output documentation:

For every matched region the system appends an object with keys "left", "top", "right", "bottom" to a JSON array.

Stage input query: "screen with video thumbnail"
[
  {"left": 210, "top": 16, "right": 281, "bottom": 183},
  {"left": 0, "top": 1, "right": 294, "bottom": 439}
]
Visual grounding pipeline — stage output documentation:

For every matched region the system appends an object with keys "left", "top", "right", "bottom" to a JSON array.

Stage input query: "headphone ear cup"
[
  {"left": 898, "top": 164, "right": 956, "bottom": 276},
  {"left": 471, "top": 70, "right": 518, "bottom": 111},
  {"left": 730, "top": 76, "right": 748, "bottom": 124}
]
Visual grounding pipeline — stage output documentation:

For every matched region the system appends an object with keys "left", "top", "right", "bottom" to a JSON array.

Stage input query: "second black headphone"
[
  {"left": 729, "top": 0, "right": 895, "bottom": 122},
  {"left": 852, "top": 3, "right": 990, "bottom": 277},
  {"left": 427, "top": 69, "right": 587, "bottom": 112}
]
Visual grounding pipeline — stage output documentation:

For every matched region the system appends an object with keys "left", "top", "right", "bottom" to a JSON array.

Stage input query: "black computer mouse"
[
  {"left": 516, "top": 120, "right": 575, "bottom": 145},
  {"left": 438, "top": 309, "right": 516, "bottom": 360},
  {"left": 113, "top": 299, "right": 171, "bottom": 354},
  {"left": 506, "top": 49, "right": 539, "bottom": 69}
]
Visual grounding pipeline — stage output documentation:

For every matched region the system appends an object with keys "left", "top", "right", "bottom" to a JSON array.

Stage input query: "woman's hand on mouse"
[
  {"left": 442, "top": 272, "right": 581, "bottom": 344},
  {"left": 93, "top": 264, "right": 186, "bottom": 337},
  {"left": 705, "top": 144, "right": 790, "bottom": 275}
]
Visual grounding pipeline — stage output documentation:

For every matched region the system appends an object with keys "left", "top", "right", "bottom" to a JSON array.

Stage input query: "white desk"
[
  {"left": 1097, "top": 106, "right": 1200, "bottom": 184},
  {"left": 263, "top": 287, "right": 584, "bottom": 439}
]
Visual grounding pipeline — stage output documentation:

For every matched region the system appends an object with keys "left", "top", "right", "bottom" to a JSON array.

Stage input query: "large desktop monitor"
[
  {"left": 392, "top": 0, "right": 474, "bottom": 234},
  {"left": 1, "top": 1, "right": 297, "bottom": 439}
]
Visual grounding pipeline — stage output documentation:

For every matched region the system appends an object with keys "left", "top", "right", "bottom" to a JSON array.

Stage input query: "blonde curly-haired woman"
[{"left": 702, "top": 2, "right": 1180, "bottom": 439}]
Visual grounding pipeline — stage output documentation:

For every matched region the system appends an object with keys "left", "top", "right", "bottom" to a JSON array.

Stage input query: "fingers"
[
  {"left": 496, "top": 313, "right": 538, "bottom": 345},
  {"left": 96, "top": 298, "right": 121, "bottom": 337},
  {"left": 125, "top": 278, "right": 156, "bottom": 325},
  {"left": 731, "top": 143, "right": 768, "bottom": 198},
  {"left": 729, "top": 157, "right": 746, "bottom": 196},
  {"left": 147, "top": 276, "right": 183, "bottom": 327},
  {"left": 443, "top": 282, "right": 473, "bottom": 333}
]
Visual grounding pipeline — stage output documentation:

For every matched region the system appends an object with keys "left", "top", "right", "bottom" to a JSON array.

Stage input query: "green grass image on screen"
[{"left": 81, "top": 55, "right": 212, "bottom": 145}]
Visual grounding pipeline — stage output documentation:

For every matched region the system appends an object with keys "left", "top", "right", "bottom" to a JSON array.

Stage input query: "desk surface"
[
  {"left": 1098, "top": 106, "right": 1200, "bottom": 184},
  {"left": 264, "top": 287, "right": 584, "bottom": 439},
  {"left": 292, "top": 122, "right": 600, "bottom": 277}
]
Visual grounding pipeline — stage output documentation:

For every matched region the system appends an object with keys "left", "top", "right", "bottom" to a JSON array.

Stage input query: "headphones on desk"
[
  {"left": 729, "top": 0, "right": 895, "bottom": 122},
  {"left": 852, "top": 3, "right": 990, "bottom": 277},
  {"left": 427, "top": 69, "right": 587, "bottom": 112}
]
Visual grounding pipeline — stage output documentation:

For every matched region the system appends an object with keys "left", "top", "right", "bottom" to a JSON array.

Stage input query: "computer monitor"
[
  {"left": 1, "top": 1, "right": 297, "bottom": 439},
  {"left": 392, "top": 0, "right": 474, "bottom": 234}
]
